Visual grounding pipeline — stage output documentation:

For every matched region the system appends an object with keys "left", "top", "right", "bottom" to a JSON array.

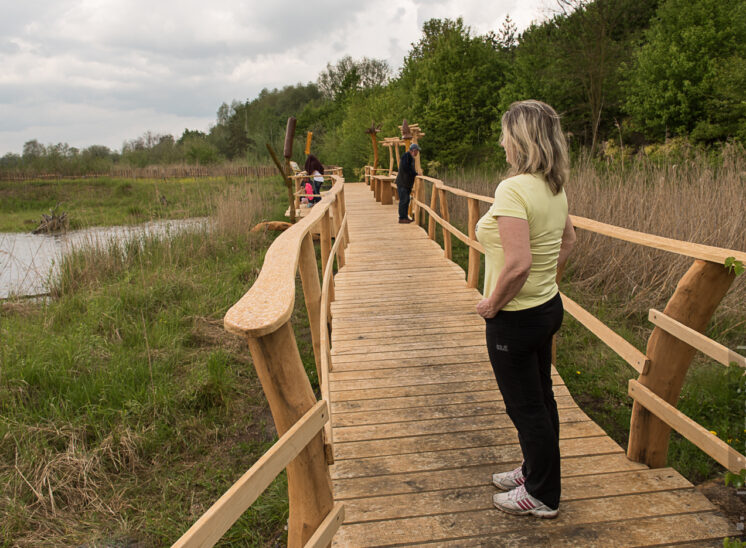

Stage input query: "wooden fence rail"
[
  {"left": 365, "top": 165, "right": 746, "bottom": 474},
  {"left": 174, "top": 176, "right": 349, "bottom": 547}
]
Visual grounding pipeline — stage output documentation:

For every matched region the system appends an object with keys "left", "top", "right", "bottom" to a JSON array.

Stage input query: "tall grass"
[{"left": 0, "top": 179, "right": 302, "bottom": 546}]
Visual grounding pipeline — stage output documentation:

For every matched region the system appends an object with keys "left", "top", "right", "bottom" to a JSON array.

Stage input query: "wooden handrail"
[
  {"left": 224, "top": 176, "right": 344, "bottom": 338},
  {"left": 173, "top": 401, "right": 330, "bottom": 548},
  {"left": 629, "top": 380, "right": 746, "bottom": 473},
  {"left": 561, "top": 293, "right": 650, "bottom": 375},
  {"left": 648, "top": 309, "right": 746, "bottom": 369},
  {"left": 319, "top": 212, "right": 349, "bottom": 464}
]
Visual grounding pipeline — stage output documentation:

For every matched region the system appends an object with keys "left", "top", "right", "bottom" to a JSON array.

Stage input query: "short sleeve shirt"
[{"left": 475, "top": 173, "right": 568, "bottom": 311}]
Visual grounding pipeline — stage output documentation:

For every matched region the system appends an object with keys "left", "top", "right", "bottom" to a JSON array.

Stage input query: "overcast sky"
[{"left": 0, "top": 0, "right": 551, "bottom": 155}]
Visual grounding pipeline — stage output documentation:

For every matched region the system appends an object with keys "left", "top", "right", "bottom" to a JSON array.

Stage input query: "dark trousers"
[
  {"left": 485, "top": 292, "right": 564, "bottom": 509},
  {"left": 397, "top": 185, "right": 411, "bottom": 220},
  {"left": 311, "top": 179, "right": 322, "bottom": 204}
]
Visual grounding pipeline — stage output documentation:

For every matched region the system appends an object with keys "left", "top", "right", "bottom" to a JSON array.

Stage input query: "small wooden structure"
[{"left": 174, "top": 162, "right": 744, "bottom": 545}]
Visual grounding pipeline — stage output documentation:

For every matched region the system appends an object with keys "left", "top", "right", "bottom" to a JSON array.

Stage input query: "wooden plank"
[
  {"left": 330, "top": 385, "right": 573, "bottom": 413},
  {"left": 332, "top": 396, "right": 578, "bottom": 428},
  {"left": 561, "top": 292, "right": 649, "bottom": 374},
  {"left": 332, "top": 490, "right": 719, "bottom": 546},
  {"left": 340, "top": 468, "right": 693, "bottom": 523},
  {"left": 333, "top": 420, "right": 602, "bottom": 460},
  {"left": 303, "top": 502, "right": 345, "bottom": 548},
  {"left": 331, "top": 436, "right": 622, "bottom": 480},
  {"left": 332, "top": 453, "right": 647, "bottom": 499},
  {"left": 328, "top": 362, "right": 492, "bottom": 381},
  {"left": 571, "top": 214, "right": 746, "bottom": 264},
  {"left": 173, "top": 401, "right": 328, "bottom": 548},
  {"left": 649, "top": 308, "right": 746, "bottom": 368},
  {"left": 428, "top": 513, "right": 734, "bottom": 548},
  {"left": 330, "top": 368, "right": 494, "bottom": 390},
  {"left": 628, "top": 380, "right": 746, "bottom": 473},
  {"left": 331, "top": 335, "right": 485, "bottom": 356},
  {"left": 331, "top": 346, "right": 488, "bottom": 366},
  {"left": 332, "top": 406, "right": 589, "bottom": 443}
]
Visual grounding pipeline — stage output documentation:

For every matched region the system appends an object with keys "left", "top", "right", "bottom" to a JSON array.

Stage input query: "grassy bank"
[
  {"left": 0, "top": 176, "right": 311, "bottom": 546},
  {"left": 437, "top": 147, "right": 746, "bottom": 483},
  {"left": 0, "top": 176, "right": 274, "bottom": 233}
]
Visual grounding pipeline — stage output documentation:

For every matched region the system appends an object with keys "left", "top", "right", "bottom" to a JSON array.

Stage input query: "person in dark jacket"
[
  {"left": 304, "top": 154, "right": 325, "bottom": 204},
  {"left": 395, "top": 143, "right": 420, "bottom": 223}
]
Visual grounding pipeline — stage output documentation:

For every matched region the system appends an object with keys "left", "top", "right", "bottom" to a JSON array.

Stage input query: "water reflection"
[{"left": 0, "top": 218, "right": 207, "bottom": 298}]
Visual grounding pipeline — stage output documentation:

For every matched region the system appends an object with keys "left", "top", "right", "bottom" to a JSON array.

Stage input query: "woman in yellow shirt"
[{"left": 476, "top": 100, "right": 576, "bottom": 518}]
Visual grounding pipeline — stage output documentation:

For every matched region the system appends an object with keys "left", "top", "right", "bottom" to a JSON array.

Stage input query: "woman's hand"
[{"left": 477, "top": 298, "right": 499, "bottom": 319}]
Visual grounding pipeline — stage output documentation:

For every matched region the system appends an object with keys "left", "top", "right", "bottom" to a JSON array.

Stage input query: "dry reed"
[{"left": 439, "top": 145, "right": 746, "bottom": 322}]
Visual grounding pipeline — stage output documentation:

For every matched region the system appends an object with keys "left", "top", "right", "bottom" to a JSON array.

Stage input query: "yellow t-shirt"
[{"left": 475, "top": 173, "right": 568, "bottom": 311}]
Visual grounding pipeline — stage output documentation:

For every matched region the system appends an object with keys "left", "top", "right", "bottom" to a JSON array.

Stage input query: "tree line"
[{"left": 3, "top": 0, "right": 743, "bottom": 176}]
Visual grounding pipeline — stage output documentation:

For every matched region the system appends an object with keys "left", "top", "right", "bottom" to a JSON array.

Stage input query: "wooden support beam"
[
  {"left": 629, "top": 380, "right": 746, "bottom": 473},
  {"left": 467, "top": 198, "right": 481, "bottom": 288},
  {"left": 648, "top": 309, "right": 746, "bottom": 369},
  {"left": 320, "top": 208, "right": 334, "bottom": 317},
  {"left": 245, "top": 322, "right": 334, "bottom": 548},
  {"left": 560, "top": 293, "right": 649, "bottom": 375},
  {"left": 438, "top": 188, "right": 452, "bottom": 260},
  {"left": 428, "top": 182, "right": 438, "bottom": 241},
  {"left": 628, "top": 260, "right": 735, "bottom": 468},
  {"left": 302, "top": 503, "right": 345, "bottom": 548},
  {"left": 299, "top": 233, "right": 323, "bottom": 383}
]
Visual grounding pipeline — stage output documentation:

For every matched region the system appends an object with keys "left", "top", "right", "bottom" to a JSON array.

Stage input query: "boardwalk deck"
[{"left": 327, "top": 183, "right": 737, "bottom": 547}]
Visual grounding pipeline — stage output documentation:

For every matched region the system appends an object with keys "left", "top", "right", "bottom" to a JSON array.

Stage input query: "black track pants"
[{"left": 485, "top": 292, "right": 564, "bottom": 509}]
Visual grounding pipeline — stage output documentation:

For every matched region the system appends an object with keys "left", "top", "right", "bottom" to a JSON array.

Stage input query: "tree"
[
  {"left": 622, "top": 0, "right": 746, "bottom": 142},
  {"left": 317, "top": 56, "right": 390, "bottom": 100}
]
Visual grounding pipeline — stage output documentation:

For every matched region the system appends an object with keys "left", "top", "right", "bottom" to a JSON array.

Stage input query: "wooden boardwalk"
[{"left": 326, "top": 183, "right": 736, "bottom": 547}]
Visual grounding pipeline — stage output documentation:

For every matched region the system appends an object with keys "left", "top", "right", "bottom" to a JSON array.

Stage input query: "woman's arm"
[
  {"left": 557, "top": 215, "right": 576, "bottom": 276},
  {"left": 476, "top": 216, "right": 532, "bottom": 319}
]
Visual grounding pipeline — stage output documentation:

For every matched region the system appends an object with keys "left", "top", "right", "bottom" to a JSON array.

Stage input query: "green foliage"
[
  {"left": 623, "top": 0, "right": 746, "bottom": 142},
  {"left": 724, "top": 469, "right": 746, "bottom": 488},
  {"left": 725, "top": 257, "right": 745, "bottom": 276}
]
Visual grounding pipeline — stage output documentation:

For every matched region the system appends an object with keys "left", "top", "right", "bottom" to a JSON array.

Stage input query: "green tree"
[
  {"left": 402, "top": 18, "right": 508, "bottom": 167},
  {"left": 622, "top": 0, "right": 746, "bottom": 142}
]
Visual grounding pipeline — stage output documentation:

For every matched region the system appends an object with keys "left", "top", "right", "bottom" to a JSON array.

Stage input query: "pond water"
[{"left": 0, "top": 218, "right": 207, "bottom": 299}]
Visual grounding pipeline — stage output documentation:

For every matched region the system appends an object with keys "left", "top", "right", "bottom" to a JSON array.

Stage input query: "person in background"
[
  {"left": 475, "top": 100, "right": 576, "bottom": 519},
  {"left": 395, "top": 143, "right": 420, "bottom": 224},
  {"left": 304, "top": 180, "right": 314, "bottom": 207},
  {"left": 304, "top": 154, "right": 325, "bottom": 205}
]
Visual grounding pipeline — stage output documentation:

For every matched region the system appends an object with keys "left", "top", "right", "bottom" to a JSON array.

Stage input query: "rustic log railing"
[
  {"left": 368, "top": 166, "right": 746, "bottom": 475},
  {"left": 173, "top": 176, "right": 349, "bottom": 548}
]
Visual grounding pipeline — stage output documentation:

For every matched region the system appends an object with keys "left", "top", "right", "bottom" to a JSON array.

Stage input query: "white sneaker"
[
  {"left": 491, "top": 465, "right": 526, "bottom": 491},
  {"left": 493, "top": 485, "right": 559, "bottom": 518}
]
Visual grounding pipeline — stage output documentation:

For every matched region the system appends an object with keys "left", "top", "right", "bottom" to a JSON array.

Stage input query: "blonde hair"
[{"left": 501, "top": 100, "right": 569, "bottom": 195}]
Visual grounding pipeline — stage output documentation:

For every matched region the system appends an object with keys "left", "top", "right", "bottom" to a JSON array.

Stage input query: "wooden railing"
[
  {"left": 367, "top": 166, "right": 746, "bottom": 475},
  {"left": 173, "top": 176, "right": 349, "bottom": 548}
]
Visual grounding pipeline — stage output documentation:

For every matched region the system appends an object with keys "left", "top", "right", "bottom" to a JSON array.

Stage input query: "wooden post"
[
  {"left": 320, "top": 209, "right": 334, "bottom": 312},
  {"left": 439, "top": 188, "right": 452, "bottom": 260},
  {"left": 245, "top": 322, "right": 333, "bottom": 548},
  {"left": 298, "top": 234, "right": 322, "bottom": 383},
  {"left": 428, "top": 182, "right": 438, "bottom": 240},
  {"left": 380, "top": 177, "right": 393, "bottom": 205},
  {"left": 467, "top": 198, "right": 480, "bottom": 288},
  {"left": 412, "top": 177, "right": 421, "bottom": 225},
  {"left": 394, "top": 144, "right": 401, "bottom": 170},
  {"left": 388, "top": 145, "right": 394, "bottom": 176},
  {"left": 266, "top": 143, "right": 296, "bottom": 224},
  {"left": 339, "top": 186, "right": 350, "bottom": 245},
  {"left": 333, "top": 198, "right": 346, "bottom": 268},
  {"left": 627, "top": 260, "right": 735, "bottom": 468}
]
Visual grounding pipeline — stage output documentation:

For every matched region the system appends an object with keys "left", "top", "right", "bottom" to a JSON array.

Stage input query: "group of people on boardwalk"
[{"left": 395, "top": 100, "right": 576, "bottom": 518}]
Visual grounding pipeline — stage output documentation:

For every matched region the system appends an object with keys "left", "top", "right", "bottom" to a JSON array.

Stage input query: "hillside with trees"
[{"left": 1, "top": 0, "right": 744, "bottom": 177}]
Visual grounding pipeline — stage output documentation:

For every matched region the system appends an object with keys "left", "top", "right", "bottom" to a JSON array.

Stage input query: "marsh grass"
[
  {"left": 434, "top": 146, "right": 746, "bottom": 482},
  {"left": 0, "top": 175, "right": 279, "bottom": 233},
  {"left": 0, "top": 177, "right": 310, "bottom": 546}
]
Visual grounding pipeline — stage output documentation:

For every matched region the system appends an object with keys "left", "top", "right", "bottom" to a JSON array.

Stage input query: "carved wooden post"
[
  {"left": 299, "top": 233, "right": 322, "bottom": 382},
  {"left": 467, "top": 198, "right": 481, "bottom": 288},
  {"left": 246, "top": 322, "right": 334, "bottom": 547},
  {"left": 412, "top": 177, "right": 421, "bottom": 225},
  {"left": 320, "top": 209, "right": 334, "bottom": 320},
  {"left": 428, "top": 183, "right": 438, "bottom": 241},
  {"left": 333, "top": 197, "right": 347, "bottom": 268},
  {"left": 627, "top": 260, "right": 735, "bottom": 467},
  {"left": 439, "top": 188, "right": 452, "bottom": 260},
  {"left": 339, "top": 186, "right": 350, "bottom": 245},
  {"left": 387, "top": 144, "right": 394, "bottom": 176}
]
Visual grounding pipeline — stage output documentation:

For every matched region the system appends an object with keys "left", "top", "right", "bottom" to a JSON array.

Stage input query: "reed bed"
[{"left": 439, "top": 145, "right": 746, "bottom": 323}]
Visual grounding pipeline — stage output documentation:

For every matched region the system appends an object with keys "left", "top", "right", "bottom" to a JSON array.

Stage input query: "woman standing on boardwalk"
[{"left": 475, "top": 100, "right": 576, "bottom": 518}]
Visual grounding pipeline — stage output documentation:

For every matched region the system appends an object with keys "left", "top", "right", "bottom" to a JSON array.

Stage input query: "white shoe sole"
[{"left": 492, "top": 494, "right": 559, "bottom": 519}]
